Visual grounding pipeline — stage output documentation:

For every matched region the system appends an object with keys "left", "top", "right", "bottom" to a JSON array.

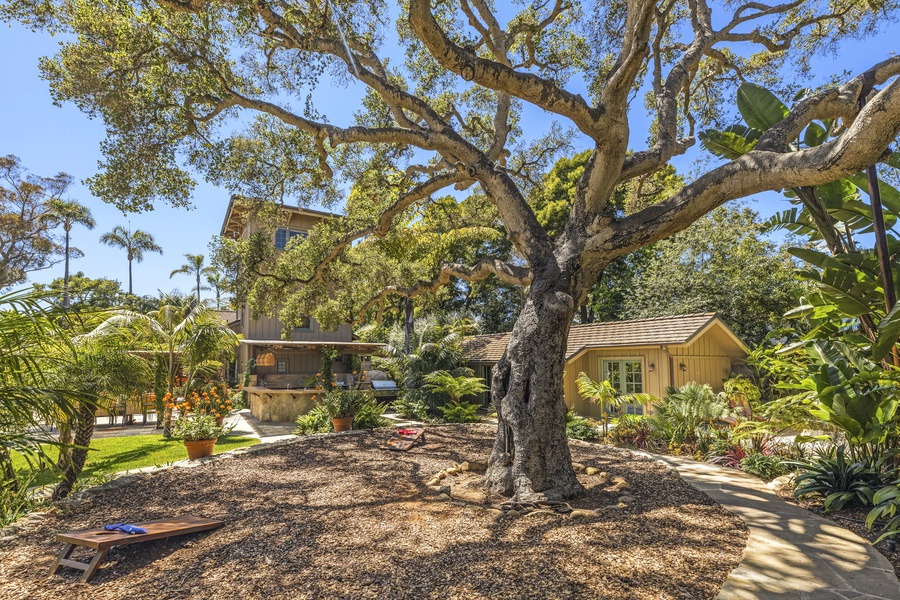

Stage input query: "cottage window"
[
  {"left": 601, "top": 359, "right": 644, "bottom": 415},
  {"left": 274, "top": 228, "right": 307, "bottom": 250},
  {"left": 276, "top": 359, "right": 288, "bottom": 374}
]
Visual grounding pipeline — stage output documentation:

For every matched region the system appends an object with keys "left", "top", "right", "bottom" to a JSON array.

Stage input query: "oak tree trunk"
[{"left": 484, "top": 272, "right": 584, "bottom": 501}]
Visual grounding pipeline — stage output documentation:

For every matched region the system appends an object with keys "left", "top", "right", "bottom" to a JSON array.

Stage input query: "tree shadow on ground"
[{"left": 1, "top": 425, "right": 746, "bottom": 600}]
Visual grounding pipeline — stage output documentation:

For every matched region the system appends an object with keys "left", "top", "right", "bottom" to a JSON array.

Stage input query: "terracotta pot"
[
  {"left": 332, "top": 417, "right": 353, "bottom": 432},
  {"left": 184, "top": 438, "right": 217, "bottom": 460},
  {"left": 215, "top": 416, "right": 224, "bottom": 427}
]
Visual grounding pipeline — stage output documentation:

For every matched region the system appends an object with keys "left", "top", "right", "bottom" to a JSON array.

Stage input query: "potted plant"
[
  {"left": 320, "top": 388, "right": 368, "bottom": 431},
  {"left": 173, "top": 412, "right": 232, "bottom": 459}
]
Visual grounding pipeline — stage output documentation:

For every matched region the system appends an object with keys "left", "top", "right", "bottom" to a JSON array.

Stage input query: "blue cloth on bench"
[{"left": 103, "top": 523, "right": 148, "bottom": 534}]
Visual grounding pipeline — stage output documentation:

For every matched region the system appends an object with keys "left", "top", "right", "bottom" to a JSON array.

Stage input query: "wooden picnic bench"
[
  {"left": 381, "top": 427, "right": 427, "bottom": 451},
  {"left": 49, "top": 516, "right": 224, "bottom": 582}
]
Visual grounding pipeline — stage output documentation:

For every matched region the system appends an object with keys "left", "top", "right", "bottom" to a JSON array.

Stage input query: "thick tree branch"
[
  {"left": 601, "top": 73, "right": 900, "bottom": 259},
  {"left": 355, "top": 257, "right": 533, "bottom": 322},
  {"left": 296, "top": 171, "right": 468, "bottom": 286},
  {"left": 408, "top": 0, "right": 603, "bottom": 139}
]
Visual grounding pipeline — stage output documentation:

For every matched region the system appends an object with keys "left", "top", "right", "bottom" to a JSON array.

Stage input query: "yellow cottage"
[{"left": 463, "top": 313, "right": 748, "bottom": 417}]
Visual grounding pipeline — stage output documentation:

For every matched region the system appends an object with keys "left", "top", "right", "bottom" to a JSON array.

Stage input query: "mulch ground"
[{"left": 0, "top": 425, "right": 747, "bottom": 600}]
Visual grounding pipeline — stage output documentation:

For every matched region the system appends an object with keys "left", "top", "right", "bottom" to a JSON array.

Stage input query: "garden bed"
[{"left": 0, "top": 425, "right": 747, "bottom": 599}]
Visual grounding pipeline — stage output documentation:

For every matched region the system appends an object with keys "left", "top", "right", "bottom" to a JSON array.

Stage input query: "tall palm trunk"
[
  {"left": 127, "top": 255, "right": 134, "bottom": 295},
  {"left": 62, "top": 226, "right": 71, "bottom": 310},
  {"left": 52, "top": 403, "right": 95, "bottom": 500},
  {"left": 56, "top": 420, "right": 74, "bottom": 472}
]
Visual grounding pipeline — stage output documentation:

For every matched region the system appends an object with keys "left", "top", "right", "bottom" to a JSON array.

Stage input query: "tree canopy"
[
  {"left": 623, "top": 205, "right": 806, "bottom": 346},
  {"left": 0, "top": 155, "right": 70, "bottom": 290},
  {"left": 7, "top": 0, "right": 900, "bottom": 500}
]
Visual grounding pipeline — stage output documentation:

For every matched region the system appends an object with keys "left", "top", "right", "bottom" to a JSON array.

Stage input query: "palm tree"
[
  {"left": 99, "top": 226, "right": 163, "bottom": 295},
  {"left": 0, "top": 289, "right": 83, "bottom": 492},
  {"left": 88, "top": 297, "right": 239, "bottom": 436},
  {"left": 44, "top": 199, "right": 95, "bottom": 310},
  {"left": 169, "top": 253, "right": 212, "bottom": 305},
  {"left": 575, "top": 373, "right": 627, "bottom": 438},
  {"left": 50, "top": 334, "right": 151, "bottom": 500},
  {"left": 204, "top": 269, "right": 228, "bottom": 310}
]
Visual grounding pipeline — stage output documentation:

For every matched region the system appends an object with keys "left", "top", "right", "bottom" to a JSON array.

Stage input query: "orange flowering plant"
[{"left": 181, "top": 382, "right": 234, "bottom": 420}]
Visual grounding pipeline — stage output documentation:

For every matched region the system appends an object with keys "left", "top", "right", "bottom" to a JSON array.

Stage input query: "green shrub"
[
  {"left": 392, "top": 390, "right": 429, "bottom": 420},
  {"left": 653, "top": 382, "right": 730, "bottom": 445},
  {"left": 792, "top": 446, "right": 882, "bottom": 512},
  {"left": 610, "top": 414, "right": 663, "bottom": 450},
  {"left": 320, "top": 387, "right": 372, "bottom": 418},
  {"left": 740, "top": 451, "right": 789, "bottom": 481},
  {"left": 0, "top": 474, "right": 45, "bottom": 528},
  {"left": 566, "top": 411, "right": 599, "bottom": 440},
  {"left": 294, "top": 404, "right": 332, "bottom": 435},
  {"left": 439, "top": 399, "right": 481, "bottom": 423},
  {"left": 230, "top": 390, "right": 247, "bottom": 410},
  {"left": 353, "top": 396, "right": 390, "bottom": 429}
]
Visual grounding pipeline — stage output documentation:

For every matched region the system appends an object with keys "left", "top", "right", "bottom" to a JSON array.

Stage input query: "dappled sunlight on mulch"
[{"left": 0, "top": 425, "right": 747, "bottom": 599}]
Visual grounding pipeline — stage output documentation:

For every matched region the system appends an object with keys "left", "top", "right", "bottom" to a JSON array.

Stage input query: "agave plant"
[{"left": 791, "top": 445, "right": 883, "bottom": 513}]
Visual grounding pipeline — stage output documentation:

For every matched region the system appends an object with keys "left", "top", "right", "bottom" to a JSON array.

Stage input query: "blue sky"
[{"left": 0, "top": 15, "right": 896, "bottom": 299}]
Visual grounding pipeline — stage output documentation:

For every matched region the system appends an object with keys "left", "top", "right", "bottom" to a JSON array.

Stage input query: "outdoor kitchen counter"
[{"left": 244, "top": 386, "right": 318, "bottom": 422}]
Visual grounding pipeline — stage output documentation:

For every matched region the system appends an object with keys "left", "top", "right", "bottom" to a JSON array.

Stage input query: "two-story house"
[{"left": 220, "top": 196, "right": 385, "bottom": 421}]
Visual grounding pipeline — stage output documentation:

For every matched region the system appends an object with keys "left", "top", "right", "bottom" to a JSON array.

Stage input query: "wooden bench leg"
[
  {"left": 80, "top": 548, "right": 109, "bottom": 583},
  {"left": 49, "top": 544, "right": 109, "bottom": 583},
  {"left": 49, "top": 543, "right": 75, "bottom": 577}
]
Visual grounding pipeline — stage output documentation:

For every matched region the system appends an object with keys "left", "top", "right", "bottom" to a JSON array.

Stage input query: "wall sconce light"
[
  {"left": 679, "top": 362, "right": 687, "bottom": 372},
  {"left": 648, "top": 363, "right": 655, "bottom": 372}
]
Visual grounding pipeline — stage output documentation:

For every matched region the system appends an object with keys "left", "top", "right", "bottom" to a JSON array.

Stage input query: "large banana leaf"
[
  {"left": 762, "top": 207, "right": 819, "bottom": 236},
  {"left": 849, "top": 173, "right": 900, "bottom": 217},
  {"left": 698, "top": 129, "right": 757, "bottom": 159},
  {"left": 803, "top": 121, "right": 829, "bottom": 148},
  {"left": 737, "top": 82, "right": 790, "bottom": 131},
  {"left": 873, "top": 301, "right": 900, "bottom": 361},
  {"left": 789, "top": 247, "right": 853, "bottom": 271}
]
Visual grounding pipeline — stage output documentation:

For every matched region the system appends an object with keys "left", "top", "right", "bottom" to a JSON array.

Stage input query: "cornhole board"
[
  {"left": 381, "top": 427, "right": 426, "bottom": 451},
  {"left": 49, "top": 516, "right": 224, "bottom": 582}
]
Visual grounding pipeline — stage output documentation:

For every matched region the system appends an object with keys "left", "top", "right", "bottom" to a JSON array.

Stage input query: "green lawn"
[{"left": 13, "top": 434, "right": 260, "bottom": 486}]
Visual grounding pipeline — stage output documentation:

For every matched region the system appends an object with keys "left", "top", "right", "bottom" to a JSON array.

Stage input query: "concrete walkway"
[{"left": 655, "top": 455, "right": 900, "bottom": 600}]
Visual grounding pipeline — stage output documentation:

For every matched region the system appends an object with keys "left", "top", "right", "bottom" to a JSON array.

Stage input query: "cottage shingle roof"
[
  {"left": 463, "top": 313, "right": 726, "bottom": 363},
  {"left": 213, "top": 310, "right": 239, "bottom": 324}
]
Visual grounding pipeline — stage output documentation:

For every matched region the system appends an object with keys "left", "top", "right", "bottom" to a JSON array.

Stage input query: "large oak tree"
[{"left": 7, "top": 0, "right": 900, "bottom": 500}]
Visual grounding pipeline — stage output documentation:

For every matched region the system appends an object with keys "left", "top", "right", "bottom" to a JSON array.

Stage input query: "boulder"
[
  {"left": 468, "top": 460, "right": 488, "bottom": 473},
  {"left": 571, "top": 462, "right": 586, "bottom": 473},
  {"left": 569, "top": 510, "right": 594, "bottom": 519},
  {"left": 618, "top": 495, "right": 636, "bottom": 504},
  {"left": 584, "top": 467, "right": 600, "bottom": 476}
]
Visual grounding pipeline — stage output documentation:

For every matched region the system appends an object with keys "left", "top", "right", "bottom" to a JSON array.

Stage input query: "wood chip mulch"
[{"left": 0, "top": 425, "right": 747, "bottom": 600}]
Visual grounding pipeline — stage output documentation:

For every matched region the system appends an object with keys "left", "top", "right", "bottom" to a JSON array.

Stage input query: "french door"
[{"left": 601, "top": 359, "right": 644, "bottom": 415}]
